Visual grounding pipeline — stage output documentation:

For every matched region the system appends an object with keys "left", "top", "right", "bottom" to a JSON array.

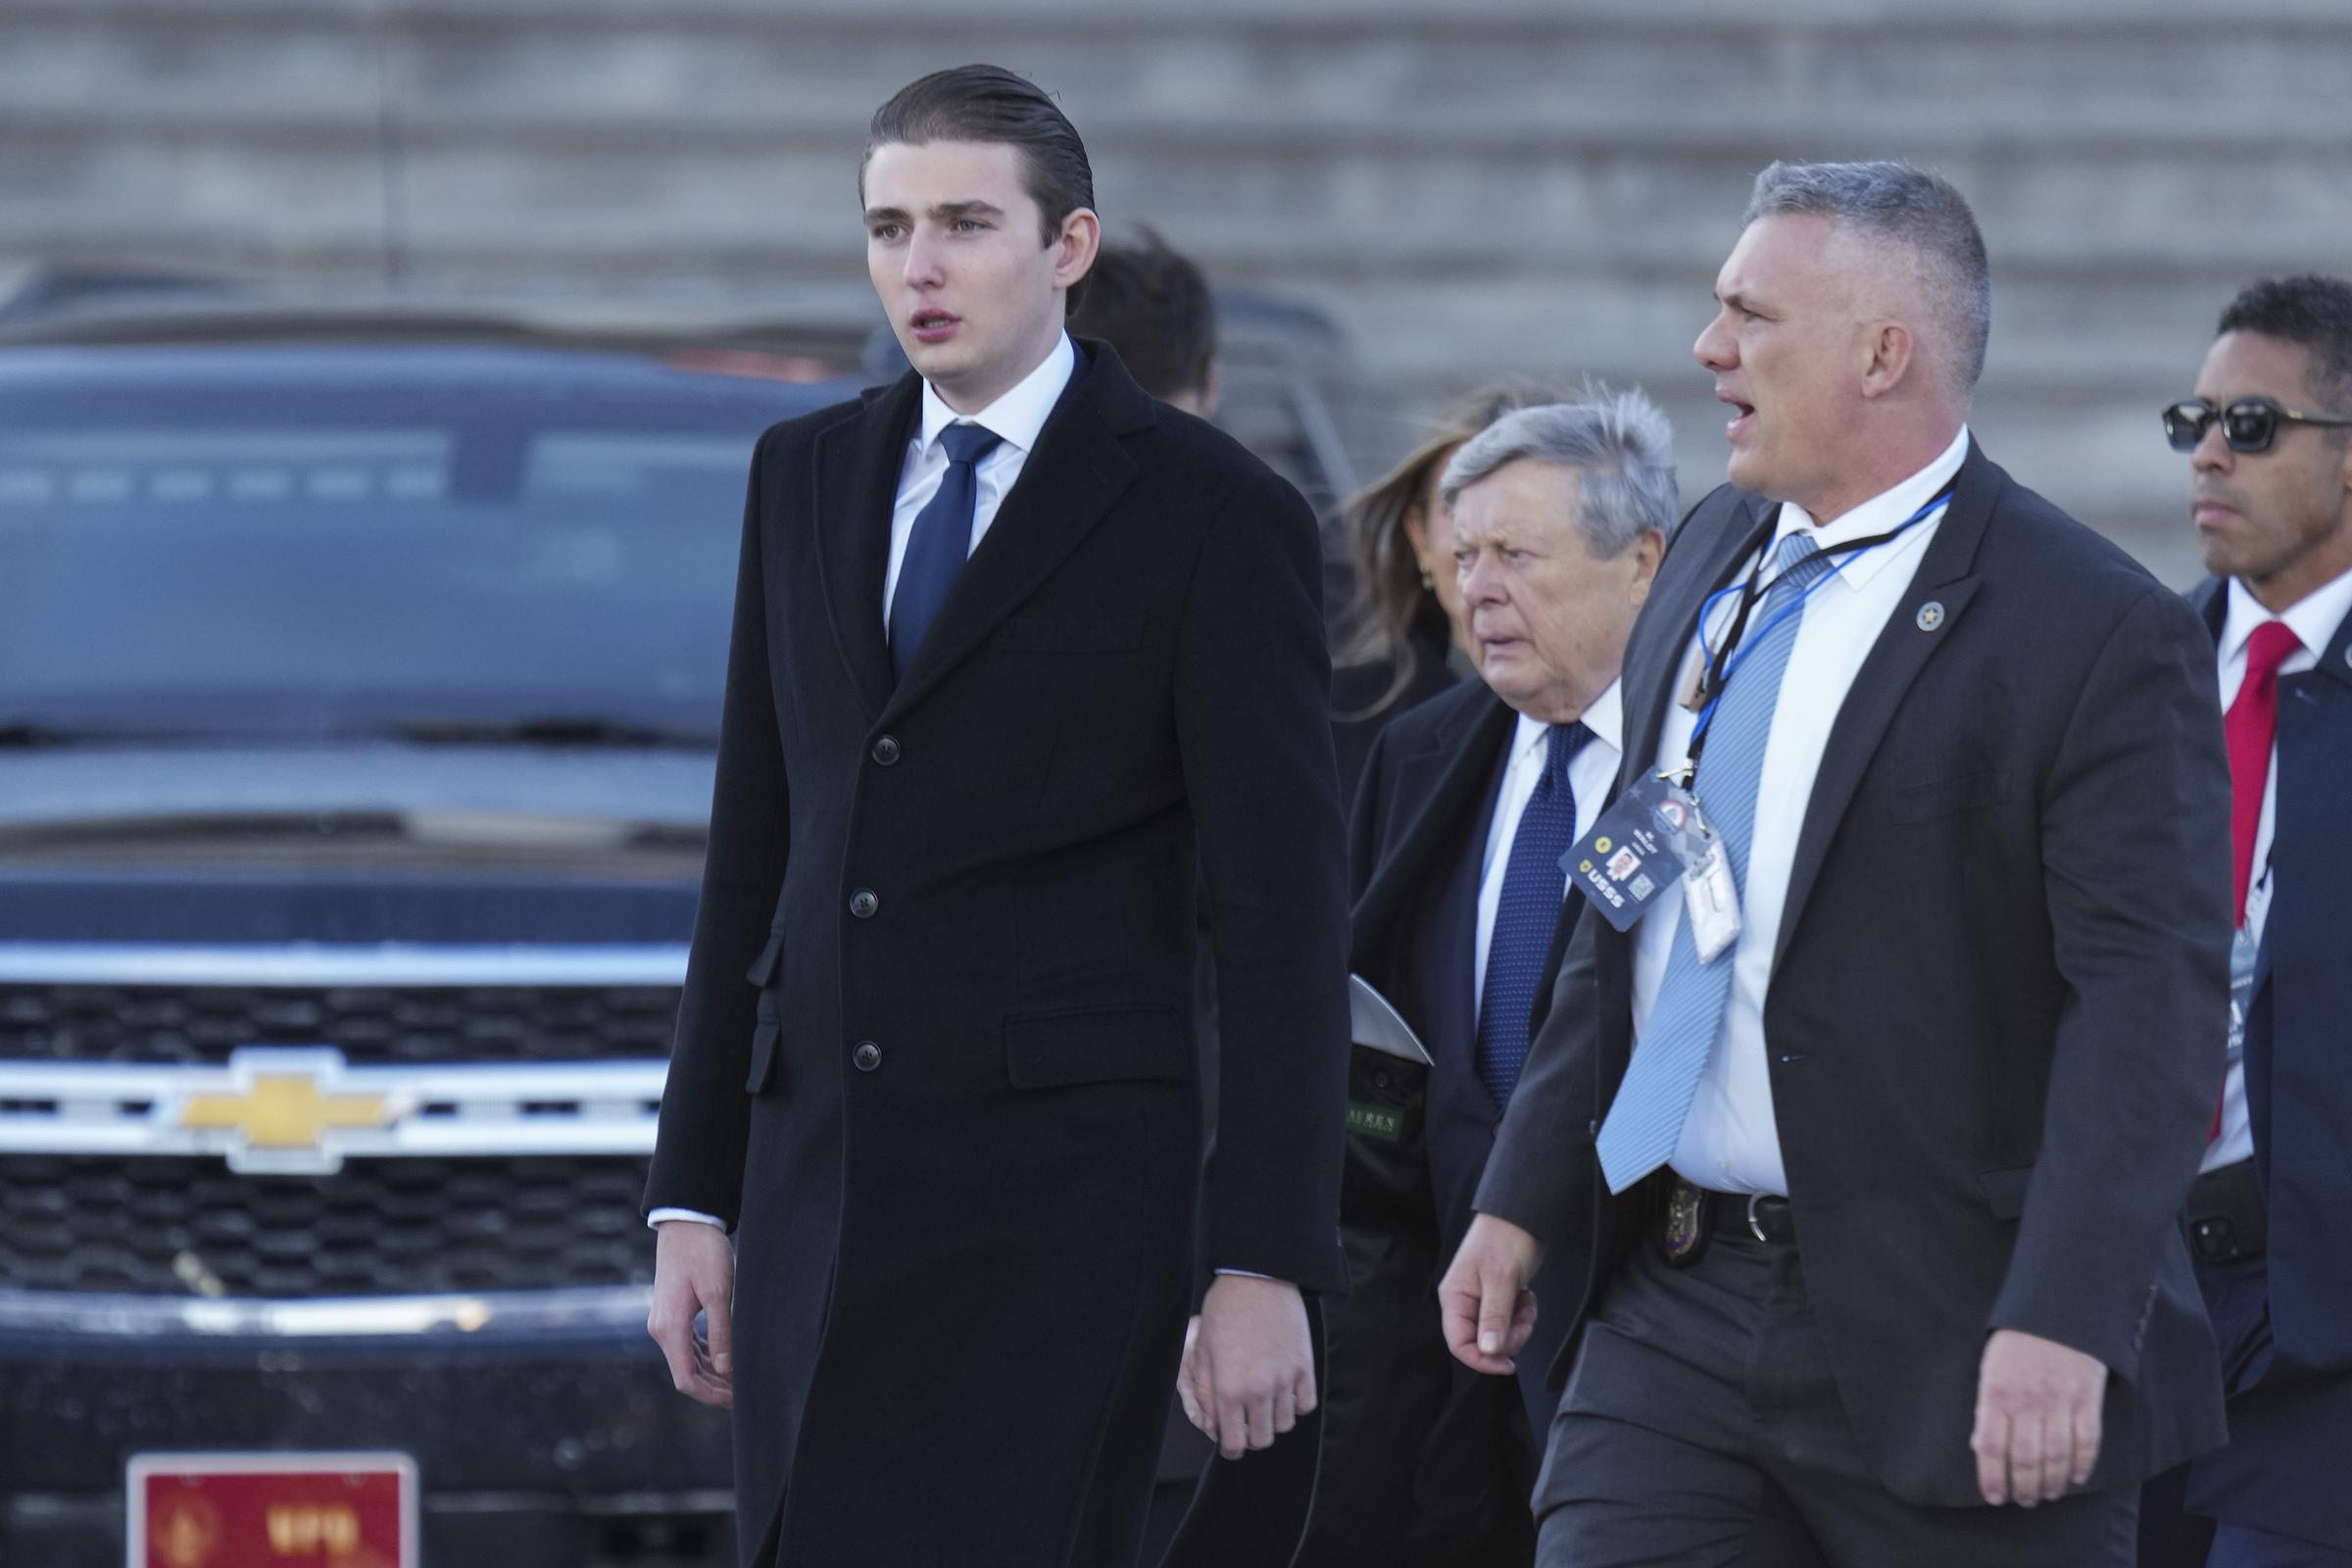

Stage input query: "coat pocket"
[
  {"left": 996, "top": 612, "right": 1146, "bottom": 654},
  {"left": 744, "top": 929, "right": 784, "bottom": 988},
  {"left": 745, "top": 1018, "right": 782, "bottom": 1095},
  {"left": 1004, "top": 1004, "right": 1188, "bottom": 1088}
]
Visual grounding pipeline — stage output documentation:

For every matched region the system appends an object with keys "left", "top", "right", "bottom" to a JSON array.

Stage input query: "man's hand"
[
  {"left": 1440, "top": 1213, "right": 1543, "bottom": 1376},
  {"left": 1971, "top": 1328, "right": 2107, "bottom": 1505},
  {"left": 1182, "top": 1276, "right": 1314, "bottom": 1460},
  {"left": 647, "top": 1220, "right": 735, "bottom": 1408}
]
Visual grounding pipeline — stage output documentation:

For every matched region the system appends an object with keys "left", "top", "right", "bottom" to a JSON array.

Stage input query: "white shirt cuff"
[{"left": 648, "top": 1207, "right": 728, "bottom": 1232}]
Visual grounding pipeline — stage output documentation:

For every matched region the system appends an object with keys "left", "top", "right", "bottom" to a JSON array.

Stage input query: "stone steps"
[{"left": 7, "top": 0, "right": 2349, "bottom": 580}]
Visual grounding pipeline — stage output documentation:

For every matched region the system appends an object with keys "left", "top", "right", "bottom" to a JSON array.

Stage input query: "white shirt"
[
  {"left": 651, "top": 335, "right": 1079, "bottom": 1235},
  {"left": 2201, "top": 564, "right": 2352, "bottom": 1173},
  {"left": 1634, "top": 424, "right": 1971, "bottom": 1198},
  {"left": 881, "top": 332, "right": 1077, "bottom": 620},
  {"left": 1472, "top": 683, "right": 1624, "bottom": 1016}
]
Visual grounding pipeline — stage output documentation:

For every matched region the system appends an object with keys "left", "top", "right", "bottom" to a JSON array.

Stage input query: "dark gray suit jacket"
[{"left": 1477, "top": 439, "right": 2233, "bottom": 1507}]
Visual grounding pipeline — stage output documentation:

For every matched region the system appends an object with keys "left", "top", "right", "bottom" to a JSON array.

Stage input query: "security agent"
[
  {"left": 1444, "top": 160, "right": 2230, "bottom": 1568},
  {"left": 2139, "top": 274, "right": 2352, "bottom": 1568}
]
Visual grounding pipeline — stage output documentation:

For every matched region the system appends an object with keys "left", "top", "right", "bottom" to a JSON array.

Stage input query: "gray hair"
[
  {"left": 1440, "top": 385, "right": 1679, "bottom": 557},
  {"left": 1743, "top": 159, "right": 1991, "bottom": 396}
]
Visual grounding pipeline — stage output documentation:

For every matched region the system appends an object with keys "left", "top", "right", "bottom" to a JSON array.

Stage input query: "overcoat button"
[
  {"left": 853, "top": 1041, "right": 882, "bottom": 1072},
  {"left": 850, "top": 889, "right": 879, "bottom": 919},
  {"left": 872, "top": 736, "right": 901, "bottom": 765}
]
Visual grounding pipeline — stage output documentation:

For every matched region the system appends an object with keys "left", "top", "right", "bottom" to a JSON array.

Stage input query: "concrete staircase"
[{"left": 8, "top": 0, "right": 2352, "bottom": 580}]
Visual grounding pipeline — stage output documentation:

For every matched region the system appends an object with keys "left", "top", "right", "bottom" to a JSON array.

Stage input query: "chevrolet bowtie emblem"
[{"left": 175, "top": 1048, "right": 406, "bottom": 1174}]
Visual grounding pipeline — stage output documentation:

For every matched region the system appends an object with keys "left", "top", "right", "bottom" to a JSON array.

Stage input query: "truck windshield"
[{"left": 0, "top": 346, "right": 855, "bottom": 741}]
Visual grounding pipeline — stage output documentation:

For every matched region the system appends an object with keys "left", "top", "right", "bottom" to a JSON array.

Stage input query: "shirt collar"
[
  {"left": 916, "top": 333, "right": 1077, "bottom": 458},
  {"left": 2221, "top": 559, "right": 2352, "bottom": 668},
  {"left": 1772, "top": 423, "right": 1970, "bottom": 593},
  {"left": 1508, "top": 677, "right": 1624, "bottom": 761}
]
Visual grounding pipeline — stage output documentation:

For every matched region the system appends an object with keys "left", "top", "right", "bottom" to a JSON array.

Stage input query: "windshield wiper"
[{"left": 385, "top": 714, "right": 717, "bottom": 749}]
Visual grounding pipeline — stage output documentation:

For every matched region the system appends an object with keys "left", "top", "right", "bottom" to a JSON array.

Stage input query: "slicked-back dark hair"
[
  {"left": 1067, "top": 226, "right": 1217, "bottom": 402},
  {"left": 2219, "top": 274, "right": 2352, "bottom": 415},
  {"left": 865, "top": 65, "right": 1096, "bottom": 249}
]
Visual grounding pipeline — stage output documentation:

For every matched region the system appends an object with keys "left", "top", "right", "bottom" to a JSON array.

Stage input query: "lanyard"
[{"left": 1678, "top": 481, "right": 1956, "bottom": 785}]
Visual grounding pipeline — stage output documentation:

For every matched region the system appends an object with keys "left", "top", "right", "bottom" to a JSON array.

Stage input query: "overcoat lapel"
[
  {"left": 880, "top": 347, "right": 1152, "bottom": 726},
  {"left": 1349, "top": 689, "right": 1513, "bottom": 964},
  {"left": 810, "top": 374, "right": 922, "bottom": 722},
  {"left": 1772, "top": 440, "right": 1996, "bottom": 968}
]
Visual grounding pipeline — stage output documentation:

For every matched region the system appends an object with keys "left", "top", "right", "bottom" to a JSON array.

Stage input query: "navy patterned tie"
[
  {"left": 889, "top": 421, "right": 1004, "bottom": 680},
  {"left": 1473, "top": 720, "right": 1592, "bottom": 1105}
]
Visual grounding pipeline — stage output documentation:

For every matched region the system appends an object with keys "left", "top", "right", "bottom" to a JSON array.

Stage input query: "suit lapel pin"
[{"left": 1915, "top": 601, "right": 1945, "bottom": 632}]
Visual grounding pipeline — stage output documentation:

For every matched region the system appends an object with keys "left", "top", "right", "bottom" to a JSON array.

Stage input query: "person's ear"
[
  {"left": 1627, "top": 528, "right": 1665, "bottom": 609},
  {"left": 1052, "top": 208, "right": 1101, "bottom": 295},
  {"left": 1859, "top": 319, "right": 1915, "bottom": 400}
]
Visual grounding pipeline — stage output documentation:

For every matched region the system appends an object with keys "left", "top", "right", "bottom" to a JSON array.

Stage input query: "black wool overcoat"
[{"left": 645, "top": 343, "right": 1352, "bottom": 1567}]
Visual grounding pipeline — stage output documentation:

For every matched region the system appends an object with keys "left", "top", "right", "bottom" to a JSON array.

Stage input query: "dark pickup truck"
[{"left": 0, "top": 293, "right": 1360, "bottom": 1566}]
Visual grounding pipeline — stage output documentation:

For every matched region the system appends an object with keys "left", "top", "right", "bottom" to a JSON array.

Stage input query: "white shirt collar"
[
  {"left": 1773, "top": 423, "right": 1971, "bottom": 593},
  {"left": 1509, "top": 677, "right": 1624, "bottom": 760},
  {"left": 2221, "top": 560, "right": 2352, "bottom": 669},
  {"left": 915, "top": 333, "right": 1077, "bottom": 457}
]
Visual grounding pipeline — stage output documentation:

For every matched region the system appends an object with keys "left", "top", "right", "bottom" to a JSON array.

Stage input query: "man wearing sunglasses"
[{"left": 2140, "top": 275, "right": 2352, "bottom": 1568}]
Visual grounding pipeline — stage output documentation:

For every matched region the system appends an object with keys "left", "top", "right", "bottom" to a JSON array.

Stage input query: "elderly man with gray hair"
[
  {"left": 1276, "top": 388, "right": 1674, "bottom": 1565},
  {"left": 1445, "top": 161, "right": 2232, "bottom": 1566}
]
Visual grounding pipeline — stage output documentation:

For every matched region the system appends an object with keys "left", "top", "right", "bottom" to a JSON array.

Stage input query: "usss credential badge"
[{"left": 1660, "top": 1181, "right": 1708, "bottom": 1268}]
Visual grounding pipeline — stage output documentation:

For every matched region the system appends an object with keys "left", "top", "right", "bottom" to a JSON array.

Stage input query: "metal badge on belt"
[{"left": 1659, "top": 1181, "right": 1709, "bottom": 1268}]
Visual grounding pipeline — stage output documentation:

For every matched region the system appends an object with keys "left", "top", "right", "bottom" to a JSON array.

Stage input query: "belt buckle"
[{"left": 1746, "top": 1192, "right": 1772, "bottom": 1244}]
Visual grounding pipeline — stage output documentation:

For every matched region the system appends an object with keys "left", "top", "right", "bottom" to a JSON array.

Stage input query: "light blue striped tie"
[{"left": 1594, "top": 531, "right": 1833, "bottom": 1193}]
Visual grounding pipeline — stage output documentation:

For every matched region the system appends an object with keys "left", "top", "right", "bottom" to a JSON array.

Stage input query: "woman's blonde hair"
[{"left": 1336, "top": 379, "right": 1576, "bottom": 715}]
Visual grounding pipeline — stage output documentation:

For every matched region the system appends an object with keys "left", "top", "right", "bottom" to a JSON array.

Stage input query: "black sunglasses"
[{"left": 2163, "top": 395, "right": 2352, "bottom": 454}]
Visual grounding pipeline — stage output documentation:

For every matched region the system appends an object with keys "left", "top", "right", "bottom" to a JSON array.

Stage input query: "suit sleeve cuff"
[{"left": 647, "top": 1207, "right": 729, "bottom": 1233}]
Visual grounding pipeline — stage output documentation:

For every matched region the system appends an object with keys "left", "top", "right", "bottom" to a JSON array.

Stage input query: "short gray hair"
[
  {"left": 1440, "top": 385, "right": 1679, "bottom": 557},
  {"left": 1743, "top": 159, "right": 1991, "bottom": 396}
]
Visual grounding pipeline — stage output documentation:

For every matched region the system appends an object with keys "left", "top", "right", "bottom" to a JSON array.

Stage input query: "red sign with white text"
[{"left": 128, "top": 1453, "right": 416, "bottom": 1568}]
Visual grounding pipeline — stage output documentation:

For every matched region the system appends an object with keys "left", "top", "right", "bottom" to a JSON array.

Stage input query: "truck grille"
[
  {"left": 0, "top": 982, "right": 680, "bottom": 1066},
  {"left": 0, "top": 1153, "right": 655, "bottom": 1298}
]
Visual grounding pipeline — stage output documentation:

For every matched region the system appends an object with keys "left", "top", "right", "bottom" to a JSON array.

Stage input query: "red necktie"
[
  {"left": 2215, "top": 619, "right": 2301, "bottom": 1139},
  {"left": 2226, "top": 620, "right": 2303, "bottom": 925}
]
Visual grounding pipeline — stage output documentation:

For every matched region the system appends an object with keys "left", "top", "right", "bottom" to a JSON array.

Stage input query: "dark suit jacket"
[
  {"left": 1331, "top": 611, "right": 1462, "bottom": 818},
  {"left": 1280, "top": 677, "right": 1585, "bottom": 1566},
  {"left": 643, "top": 343, "right": 1352, "bottom": 1567},
  {"left": 1477, "top": 439, "right": 2233, "bottom": 1508},
  {"left": 2180, "top": 578, "right": 2352, "bottom": 1551},
  {"left": 1348, "top": 677, "right": 1587, "bottom": 1433}
]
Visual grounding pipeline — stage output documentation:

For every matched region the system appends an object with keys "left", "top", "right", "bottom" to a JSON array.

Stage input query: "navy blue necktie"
[
  {"left": 890, "top": 421, "right": 1004, "bottom": 680},
  {"left": 1474, "top": 720, "right": 1592, "bottom": 1105}
]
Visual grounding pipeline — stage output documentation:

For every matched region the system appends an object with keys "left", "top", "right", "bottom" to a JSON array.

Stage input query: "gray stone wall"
[{"left": 8, "top": 0, "right": 2352, "bottom": 580}]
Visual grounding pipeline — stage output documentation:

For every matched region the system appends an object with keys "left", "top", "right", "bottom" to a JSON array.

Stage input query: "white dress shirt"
[
  {"left": 651, "top": 335, "right": 1079, "bottom": 1235},
  {"left": 2201, "top": 564, "right": 2352, "bottom": 1173},
  {"left": 1472, "top": 683, "right": 1624, "bottom": 1017},
  {"left": 880, "top": 332, "right": 1077, "bottom": 620},
  {"left": 1632, "top": 425, "right": 1971, "bottom": 1198}
]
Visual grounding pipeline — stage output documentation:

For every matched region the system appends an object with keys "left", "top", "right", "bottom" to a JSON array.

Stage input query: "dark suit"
[
  {"left": 1330, "top": 610, "right": 1462, "bottom": 816},
  {"left": 2164, "top": 580, "right": 2352, "bottom": 1560},
  {"left": 1478, "top": 441, "right": 2232, "bottom": 1554},
  {"left": 1295, "top": 678, "right": 1588, "bottom": 1564},
  {"left": 643, "top": 343, "right": 1351, "bottom": 1568}
]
